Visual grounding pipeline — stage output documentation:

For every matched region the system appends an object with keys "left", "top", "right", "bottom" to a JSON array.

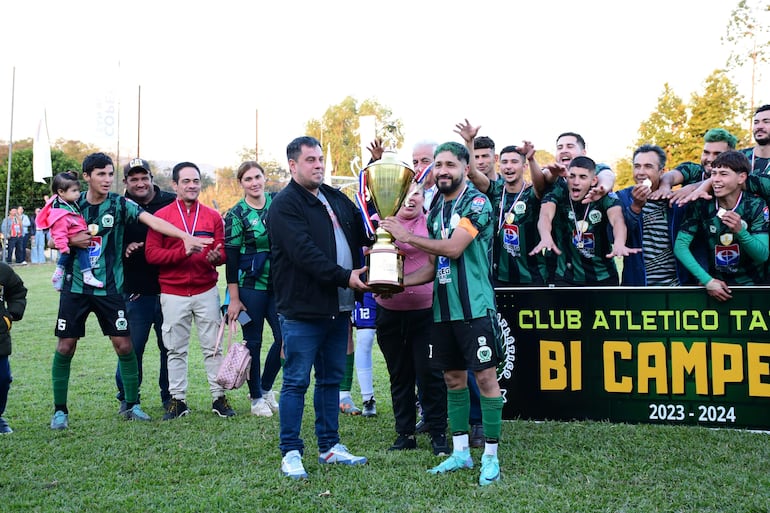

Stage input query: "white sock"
[
  {"left": 484, "top": 442, "right": 498, "bottom": 457},
  {"left": 452, "top": 433, "right": 469, "bottom": 453},
  {"left": 339, "top": 390, "right": 351, "bottom": 400}
]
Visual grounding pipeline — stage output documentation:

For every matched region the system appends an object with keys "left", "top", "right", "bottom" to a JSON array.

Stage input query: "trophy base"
[{"left": 366, "top": 246, "right": 405, "bottom": 295}]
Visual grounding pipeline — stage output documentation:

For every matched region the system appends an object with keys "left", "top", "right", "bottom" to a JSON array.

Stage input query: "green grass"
[{"left": 2, "top": 263, "right": 770, "bottom": 512}]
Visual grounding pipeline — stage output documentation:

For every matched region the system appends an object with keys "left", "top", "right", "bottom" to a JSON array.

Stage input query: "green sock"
[
  {"left": 480, "top": 394, "right": 504, "bottom": 441},
  {"left": 340, "top": 352, "right": 354, "bottom": 392},
  {"left": 118, "top": 351, "right": 140, "bottom": 404},
  {"left": 52, "top": 351, "right": 73, "bottom": 409},
  {"left": 447, "top": 387, "right": 470, "bottom": 435}
]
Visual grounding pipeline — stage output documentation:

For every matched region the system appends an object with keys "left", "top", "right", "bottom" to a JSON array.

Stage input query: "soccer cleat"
[
  {"left": 118, "top": 400, "right": 128, "bottom": 414},
  {"left": 262, "top": 390, "right": 279, "bottom": 413},
  {"left": 50, "top": 410, "right": 69, "bottom": 430},
  {"left": 250, "top": 398, "right": 273, "bottom": 417},
  {"left": 318, "top": 443, "right": 367, "bottom": 465},
  {"left": 0, "top": 416, "right": 12, "bottom": 434},
  {"left": 281, "top": 450, "right": 308, "bottom": 479},
  {"left": 51, "top": 268, "right": 65, "bottom": 291},
  {"left": 339, "top": 396, "right": 361, "bottom": 415},
  {"left": 427, "top": 449, "right": 473, "bottom": 474},
  {"left": 362, "top": 398, "right": 377, "bottom": 417},
  {"left": 122, "top": 404, "right": 151, "bottom": 421},
  {"left": 479, "top": 454, "right": 501, "bottom": 486},
  {"left": 388, "top": 434, "right": 417, "bottom": 451},
  {"left": 430, "top": 432, "right": 450, "bottom": 456},
  {"left": 162, "top": 398, "right": 191, "bottom": 421},
  {"left": 470, "top": 424, "right": 485, "bottom": 448},
  {"left": 212, "top": 396, "right": 236, "bottom": 418}
]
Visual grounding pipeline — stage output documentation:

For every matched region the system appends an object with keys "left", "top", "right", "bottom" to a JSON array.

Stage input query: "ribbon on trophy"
[{"left": 356, "top": 169, "right": 376, "bottom": 238}]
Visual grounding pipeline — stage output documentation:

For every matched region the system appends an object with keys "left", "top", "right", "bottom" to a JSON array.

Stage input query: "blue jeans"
[
  {"left": 240, "top": 288, "right": 283, "bottom": 399},
  {"left": 31, "top": 232, "right": 46, "bottom": 263},
  {"left": 115, "top": 294, "right": 170, "bottom": 406},
  {"left": 278, "top": 314, "right": 348, "bottom": 455},
  {"left": 0, "top": 355, "right": 10, "bottom": 416}
]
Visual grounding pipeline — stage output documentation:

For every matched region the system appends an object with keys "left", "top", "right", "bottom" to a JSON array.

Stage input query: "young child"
[{"left": 36, "top": 171, "right": 104, "bottom": 290}]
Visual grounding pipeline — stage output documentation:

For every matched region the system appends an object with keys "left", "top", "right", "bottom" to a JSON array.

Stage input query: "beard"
[
  {"left": 755, "top": 132, "right": 770, "bottom": 146},
  {"left": 436, "top": 175, "right": 463, "bottom": 195}
]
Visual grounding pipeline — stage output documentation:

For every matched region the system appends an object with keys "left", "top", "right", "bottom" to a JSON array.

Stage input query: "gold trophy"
[{"left": 362, "top": 150, "right": 415, "bottom": 294}]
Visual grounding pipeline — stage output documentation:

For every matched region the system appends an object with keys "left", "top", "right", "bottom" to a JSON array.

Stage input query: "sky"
[{"left": 0, "top": 0, "right": 764, "bottom": 173}]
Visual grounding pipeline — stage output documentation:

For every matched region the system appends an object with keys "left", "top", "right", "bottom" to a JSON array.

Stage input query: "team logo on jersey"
[
  {"left": 502, "top": 224, "right": 520, "bottom": 257},
  {"left": 588, "top": 210, "right": 602, "bottom": 224},
  {"left": 102, "top": 214, "right": 114, "bottom": 227},
  {"left": 476, "top": 335, "right": 491, "bottom": 363},
  {"left": 89, "top": 236, "right": 103, "bottom": 269},
  {"left": 715, "top": 244, "right": 740, "bottom": 273},
  {"left": 471, "top": 196, "right": 486, "bottom": 213},
  {"left": 567, "top": 210, "right": 576, "bottom": 221},
  {"left": 709, "top": 225, "right": 717, "bottom": 233},
  {"left": 513, "top": 201, "right": 527, "bottom": 215}
]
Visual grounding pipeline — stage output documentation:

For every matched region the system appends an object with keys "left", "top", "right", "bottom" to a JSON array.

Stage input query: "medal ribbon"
[
  {"left": 176, "top": 200, "right": 200, "bottom": 235},
  {"left": 439, "top": 185, "right": 468, "bottom": 239},
  {"left": 498, "top": 183, "right": 529, "bottom": 230},
  {"left": 568, "top": 197, "right": 592, "bottom": 242}
]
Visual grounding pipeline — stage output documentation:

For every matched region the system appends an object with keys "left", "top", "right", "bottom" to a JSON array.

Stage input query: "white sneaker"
[
  {"left": 281, "top": 450, "right": 308, "bottom": 479},
  {"left": 318, "top": 443, "right": 367, "bottom": 465},
  {"left": 250, "top": 398, "right": 273, "bottom": 417},
  {"left": 263, "top": 390, "right": 279, "bottom": 413}
]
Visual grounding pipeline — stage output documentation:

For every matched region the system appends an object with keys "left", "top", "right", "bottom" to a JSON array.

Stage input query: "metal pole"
[{"left": 5, "top": 67, "right": 15, "bottom": 220}]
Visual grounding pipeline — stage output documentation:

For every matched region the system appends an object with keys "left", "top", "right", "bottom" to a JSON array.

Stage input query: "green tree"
[
  {"left": 722, "top": 0, "right": 770, "bottom": 118},
  {"left": 634, "top": 84, "right": 687, "bottom": 166},
  {"left": 613, "top": 157, "right": 635, "bottom": 190},
  {"left": 305, "top": 96, "right": 404, "bottom": 178},
  {"left": 633, "top": 71, "right": 749, "bottom": 167},
  {"left": 684, "top": 69, "right": 749, "bottom": 159},
  {"left": 0, "top": 143, "right": 80, "bottom": 212}
]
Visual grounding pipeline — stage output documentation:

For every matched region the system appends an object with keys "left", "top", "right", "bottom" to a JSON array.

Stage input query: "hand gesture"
[
  {"left": 367, "top": 138, "right": 385, "bottom": 162},
  {"left": 705, "top": 278, "right": 732, "bottom": 302},
  {"left": 206, "top": 243, "right": 223, "bottom": 264},
  {"left": 606, "top": 244, "right": 641, "bottom": 258},
  {"left": 378, "top": 217, "right": 409, "bottom": 242},
  {"left": 719, "top": 210, "right": 743, "bottom": 234},
  {"left": 529, "top": 237, "right": 561, "bottom": 256},
  {"left": 453, "top": 119, "right": 480, "bottom": 144},
  {"left": 520, "top": 140, "right": 536, "bottom": 160},
  {"left": 124, "top": 241, "right": 144, "bottom": 259},
  {"left": 185, "top": 234, "right": 213, "bottom": 256}
]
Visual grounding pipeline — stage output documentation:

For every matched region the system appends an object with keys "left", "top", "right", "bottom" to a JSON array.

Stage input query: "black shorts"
[
  {"left": 429, "top": 311, "right": 502, "bottom": 372},
  {"left": 55, "top": 291, "right": 130, "bottom": 338}
]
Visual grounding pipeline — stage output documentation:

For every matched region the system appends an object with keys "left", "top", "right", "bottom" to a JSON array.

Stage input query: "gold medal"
[
  {"left": 505, "top": 213, "right": 515, "bottom": 225},
  {"left": 577, "top": 220, "right": 589, "bottom": 233},
  {"left": 720, "top": 233, "right": 733, "bottom": 245}
]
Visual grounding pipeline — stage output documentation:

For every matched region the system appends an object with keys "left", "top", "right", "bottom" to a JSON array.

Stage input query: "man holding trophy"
[{"left": 379, "top": 135, "right": 504, "bottom": 487}]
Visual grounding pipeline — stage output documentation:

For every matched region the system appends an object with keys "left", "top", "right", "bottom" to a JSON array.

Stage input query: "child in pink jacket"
[{"left": 36, "top": 172, "right": 103, "bottom": 290}]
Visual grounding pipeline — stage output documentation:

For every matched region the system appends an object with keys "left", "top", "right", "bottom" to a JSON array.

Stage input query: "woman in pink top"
[{"left": 374, "top": 188, "right": 448, "bottom": 455}]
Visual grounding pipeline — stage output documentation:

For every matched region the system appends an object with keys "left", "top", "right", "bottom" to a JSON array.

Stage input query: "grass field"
[{"left": 2, "top": 263, "right": 770, "bottom": 512}]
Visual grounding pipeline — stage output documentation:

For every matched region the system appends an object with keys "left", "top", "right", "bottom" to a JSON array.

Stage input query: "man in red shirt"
[{"left": 145, "top": 161, "right": 234, "bottom": 420}]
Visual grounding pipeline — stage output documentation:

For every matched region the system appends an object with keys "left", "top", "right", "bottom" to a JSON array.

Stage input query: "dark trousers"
[
  {"left": 6, "top": 237, "right": 22, "bottom": 264},
  {"left": 376, "top": 305, "right": 447, "bottom": 436},
  {"left": 0, "top": 355, "right": 10, "bottom": 415},
  {"left": 115, "top": 294, "right": 170, "bottom": 406}
]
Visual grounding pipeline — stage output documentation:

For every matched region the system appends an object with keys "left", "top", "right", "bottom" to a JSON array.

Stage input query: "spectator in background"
[
  {"left": 30, "top": 207, "right": 47, "bottom": 264},
  {"left": 18, "top": 206, "right": 30, "bottom": 263}
]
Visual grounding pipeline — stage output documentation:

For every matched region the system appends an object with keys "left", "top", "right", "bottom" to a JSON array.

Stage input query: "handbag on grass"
[{"left": 214, "top": 317, "right": 252, "bottom": 390}]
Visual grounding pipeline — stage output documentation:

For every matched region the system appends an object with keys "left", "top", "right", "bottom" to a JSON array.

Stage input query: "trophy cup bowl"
[{"left": 363, "top": 151, "right": 415, "bottom": 294}]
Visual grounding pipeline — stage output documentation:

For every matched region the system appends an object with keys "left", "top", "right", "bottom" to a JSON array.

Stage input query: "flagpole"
[{"left": 5, "top": 66, "right": 15, "bottom": 220}]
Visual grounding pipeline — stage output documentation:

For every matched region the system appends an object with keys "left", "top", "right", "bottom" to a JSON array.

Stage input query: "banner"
[
  {"left": 32, "top": 109, "right": 52, "bottom": 183},
  {"left": 495, "top": 286, "right": 770, "bottom": 430}
]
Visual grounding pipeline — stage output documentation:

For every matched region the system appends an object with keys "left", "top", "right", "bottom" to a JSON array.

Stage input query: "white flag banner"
[{"left": 33, "top": 109, "right": 52, "bottom": 184}]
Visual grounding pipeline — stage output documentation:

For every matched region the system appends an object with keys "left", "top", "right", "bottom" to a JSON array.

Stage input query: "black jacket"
[
  {"left": 267, "top": 180, "right": 372, "bottom": 320},
  {"left": 123, "top": 185, "right": 176, "bottom": 295},
  {"left": 0, "top": 262, "right": 27, "bottom": 356}
]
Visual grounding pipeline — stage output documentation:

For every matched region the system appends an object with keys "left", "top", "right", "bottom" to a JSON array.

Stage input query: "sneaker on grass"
[
  {"left": 428, "top": 449, "right": 473, "bottom": 474},
  {"left": 212, "top": 396, "right": 236, "bottom": 417},
  {"left": 281, "top": 450, "right": 308, "bottom": 479},
  {"left": 50, "top": 410, "right": 69, "bottom": 430},
  {"left": 250, "top": 398, "right": 273, "bottom": 417},
  {"left": 479, "top": 454, "right": 501, "bottom": 486},
  {"left": 122, "top": 404, "right": 151, "bottom": 421},
  {"left": 318, "top": 443, "right": 367, "bottom": 465},
  {"left": 0, "top": 416, "right": 12, "bottom": 434},
  {"left": 262, "top": 390, "right": 279, "bottom": 413},
  {"left": 162, "top": 398, "right": 190, "bottom": 421}
]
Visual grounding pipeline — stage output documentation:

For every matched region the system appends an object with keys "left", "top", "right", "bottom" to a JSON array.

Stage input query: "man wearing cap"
[{"left": 114, "top": 158, "right": 176, "bottom": 413}]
